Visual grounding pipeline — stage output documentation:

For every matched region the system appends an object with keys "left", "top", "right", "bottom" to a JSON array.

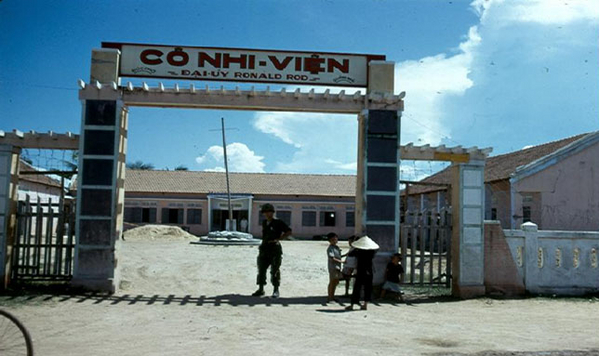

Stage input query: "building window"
[
  {"left": 302, "top": 211, "right": 317, "bottom": 227},
  {"left": 277, "top": 211, "right": 292, "bottom": 226},
  {"left": 142, "top": 208, "right": 156, "bottom": 223},
  {"left": 124, "top": 207, "right": 156, "bottom": 223},
  {"left": 522, "top": 194, "right": 533, "bottom": 203},
  {"left": 491, "top": 208, "right": 497, "bottom": 220},
  {"left": 320, "top": 211, "right": 336, "bottom": 227},
  {"left": 522, "top": 206, "right": 531, "bottom": 223},
  {"left": 346, "top": 211, "right": 355, "bottom": 227},
  {"left": 187, "top": 209, "right": 202, "bottom": 225},
  {"left": 162, "top": 208, "right": 184, "bottom": 224}
]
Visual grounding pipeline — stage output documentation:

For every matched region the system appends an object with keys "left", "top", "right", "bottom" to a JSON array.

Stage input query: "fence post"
[
  {"left": 521, "top": 221, "right": 539, "bottom": 294},
  {"left": 0, "top": 144, "right": 20, "bottom": 289}
]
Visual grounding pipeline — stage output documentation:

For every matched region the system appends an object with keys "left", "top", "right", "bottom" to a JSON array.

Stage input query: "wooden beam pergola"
[
  {"left": 400, "top": 143, "right": 492, "bottom": 162},
  {"left": 0, "top": 130, "right": 79, "bottom": 150},
  {"left": 78, "top": 81, "right": 405, "bottom": 114}
]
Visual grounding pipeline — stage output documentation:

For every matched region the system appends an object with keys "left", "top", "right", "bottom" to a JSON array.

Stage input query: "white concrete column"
[
  {"left": 0, "top": 145, "right": 20, "bottom": 289},
  {"left": 451, "top": 160, "right": 486, "bottom": 298},
  {"left": 72, "top": 48, "right": 123, "bottom": 292},
  {"left": 521, "top": 221, "right": 539, "bottom": 293}
]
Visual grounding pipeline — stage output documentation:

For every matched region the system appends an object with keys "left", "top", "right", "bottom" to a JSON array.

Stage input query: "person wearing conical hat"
[{"left": 345, "top": 235, "right": 379, "bottom": 311}]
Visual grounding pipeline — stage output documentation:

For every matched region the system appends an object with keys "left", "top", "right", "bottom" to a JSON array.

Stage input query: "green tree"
[
  {"left": 174, "top": 165, "right": 188, "bottom": 171},
  {"left": 127, "top": 160, "right": 155, "bottom": 170}
]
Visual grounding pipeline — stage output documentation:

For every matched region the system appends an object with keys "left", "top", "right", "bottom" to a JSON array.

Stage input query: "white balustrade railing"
[{"left": 503, "top": 222, "right": 599, "bottom": 295}]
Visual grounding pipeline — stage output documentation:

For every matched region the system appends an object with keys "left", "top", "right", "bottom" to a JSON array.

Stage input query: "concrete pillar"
[
  {"left": 368, "top": 61, "right": 395, "bottom": 96},
  {"left": 451, "top": 160, "right": 486, "bottom": 298},
  {"left": 521, "top": 221, "right": 539, "bottom": 294},
  {"left": 355, "top": 109, "right": 401, "bottom": 284},
  {"left": 72, "top": 48, "right": 124, "bottom": 293},
  {"left": 356, "top": 60, "right": 400, "bottom": 284},
  {"left": 0, "top": 145, "right": 20, "bottom": 289}
]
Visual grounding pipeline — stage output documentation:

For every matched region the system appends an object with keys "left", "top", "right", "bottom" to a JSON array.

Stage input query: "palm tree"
[{"left": 126, "top": 160, "right": 155, "bottom": 170}]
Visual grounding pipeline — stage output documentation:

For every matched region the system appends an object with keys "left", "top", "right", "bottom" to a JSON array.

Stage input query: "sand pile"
[{"left": 123, "top": 224, "right": 196, "bottom": 240}]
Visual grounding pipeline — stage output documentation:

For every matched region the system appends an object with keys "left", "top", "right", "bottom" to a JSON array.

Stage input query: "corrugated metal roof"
[{"left": 125, "top": 170, "right": 356, "bottom": 197}]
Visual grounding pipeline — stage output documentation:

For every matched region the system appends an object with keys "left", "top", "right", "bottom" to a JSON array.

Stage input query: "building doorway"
[{"left": 211, "top": 209, "right": 249, "bottom": 232}]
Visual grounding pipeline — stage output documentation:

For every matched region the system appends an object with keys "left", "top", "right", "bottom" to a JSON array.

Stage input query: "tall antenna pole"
[{"left": 221, "top": 117, "right": 234, "bottom": 230}]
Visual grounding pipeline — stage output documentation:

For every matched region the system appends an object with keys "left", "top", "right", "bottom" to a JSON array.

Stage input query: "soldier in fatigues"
[{"left": 252, "top": 204, "right": 292, "bottom": 298}]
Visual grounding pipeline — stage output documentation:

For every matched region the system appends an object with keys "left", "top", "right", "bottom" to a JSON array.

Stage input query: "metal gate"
[
  {"left": 11, "top": 195, "right": 76, "bottom": 283},
  {"left": 400, "top": 208, "right": 452, "bottom": 287}
]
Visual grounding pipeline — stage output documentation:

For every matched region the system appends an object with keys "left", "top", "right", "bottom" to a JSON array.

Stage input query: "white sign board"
[{"left": 102, "top": 42, "right": 385, "bottom": 87}]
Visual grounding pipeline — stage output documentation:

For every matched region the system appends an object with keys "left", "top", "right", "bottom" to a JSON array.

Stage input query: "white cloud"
[
  {"left": 440, "top": 0, "right": 599, "bottom": 152},
  {"left": 253, "top": 114, "right": 302, "bottom": 148},
  {"left": 254, "top": 0, "right": 599, "bottom": 175},
  {"left": 396, "top": 26, "right": 481, "bottom": 146},
  {"left": 473, "top": 0, "right": 599, "bottom": 25},
  {"left": 195, "top": 142, "right": 265, "bottom": 173},
  {"left": 253, "top": 112, "right": 357, "bottom": 174},
  {"left": 324, "top": 159, "right": 357, "bottom": 171}
]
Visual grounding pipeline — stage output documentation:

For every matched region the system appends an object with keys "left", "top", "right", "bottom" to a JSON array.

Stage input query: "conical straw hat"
[{"left": 352, "top": 235, "right": 379, "bottom": 250}]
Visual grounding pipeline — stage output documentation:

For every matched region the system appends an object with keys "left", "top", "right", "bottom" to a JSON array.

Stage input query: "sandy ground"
[{"left": 1, "top": 238, "right": 599, "bottom": 356}]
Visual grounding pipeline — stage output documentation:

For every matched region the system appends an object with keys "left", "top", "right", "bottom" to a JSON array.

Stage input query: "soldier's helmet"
[{"left": 260, "top": 203, "right": 275, "bottom": 213}]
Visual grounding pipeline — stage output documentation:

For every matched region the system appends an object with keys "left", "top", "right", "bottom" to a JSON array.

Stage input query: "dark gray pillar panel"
[
  {"left": 85, "top": 100, "right": 116, "bottom": 126},
  {"left": 367, "top": 166, "right": 397, "bottom": 191},
  {"left": 362, "top": 110, "right": 400, "bottom": 254},
  {"left": 74, "top": 99, "right": 120, "bottom": 291},
  {"left": 81, "top": 159, "right": 114, "bottom": 186},
  {"left": 84, "top": 130, "right": 115, "bottom": 155},
  {"left": 366, "top": 195, "right": 396, "bottom": 221},
  {"left": 367, "top": 110, "right": 397, "bottom": 135},
  {"left": 79, "top": 220, "right": 113, "bottom": 245},
  {"left": 365, "top": 225, "right": 396, "bottom": 252},
  {"left": 367, "top": 138, "right": 397, "bottom": 163}
]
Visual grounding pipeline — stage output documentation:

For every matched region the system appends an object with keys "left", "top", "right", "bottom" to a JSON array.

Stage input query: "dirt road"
[{"left": 2, "top": 239, "right": 598, "bottom": 356}]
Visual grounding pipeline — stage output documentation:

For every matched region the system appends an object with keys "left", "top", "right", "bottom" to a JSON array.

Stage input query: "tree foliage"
[{"left": 127, "top": 160, "right": 155, "bottom": 170}]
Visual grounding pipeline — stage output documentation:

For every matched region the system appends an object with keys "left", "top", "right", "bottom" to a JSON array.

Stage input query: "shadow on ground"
[{"left": 0, "top": 290, "right": 462, "bottom": 308}]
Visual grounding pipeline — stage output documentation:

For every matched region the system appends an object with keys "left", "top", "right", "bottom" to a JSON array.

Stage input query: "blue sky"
[{"left": 1, "top": 0, "right": 597, "bottom": 179}]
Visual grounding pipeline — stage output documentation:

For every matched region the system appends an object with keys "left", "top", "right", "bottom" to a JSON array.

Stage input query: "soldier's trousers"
[{"left": 256, "top": 243, "right": 282, "bottom": 287}]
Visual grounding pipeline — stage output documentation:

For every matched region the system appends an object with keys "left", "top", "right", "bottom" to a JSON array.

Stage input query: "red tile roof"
[
  {"left": 125, "top": 170, "right": 356, "bottom": 197},
  {"left": 405, "top": 133, "right": 589, "bottom": 195},
  {"left": 19, "top": 161, "right": 63, "bottom": 189}
]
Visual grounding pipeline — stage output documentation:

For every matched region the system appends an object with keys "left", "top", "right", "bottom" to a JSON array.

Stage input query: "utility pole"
[{"left": 221, "top": 117, "right": 234, "bottom": 231}]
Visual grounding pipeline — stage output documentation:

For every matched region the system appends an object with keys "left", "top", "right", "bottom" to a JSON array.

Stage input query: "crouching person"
[{"left": 380, "top": 253, "right": 405, "bottom": 302}]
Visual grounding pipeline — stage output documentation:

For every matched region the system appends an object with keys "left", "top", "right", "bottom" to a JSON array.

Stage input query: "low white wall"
[{"left": 504, "top": 222, "right": 599, "bottom": 295}]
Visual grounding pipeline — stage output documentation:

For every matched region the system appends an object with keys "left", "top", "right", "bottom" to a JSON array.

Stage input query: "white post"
[
  {"left": 0, "top": 145, "right": 19, "bottom": 289},
  {"left": 451, "top": 160, "right": 486, "bottom": 298},
  {"left": 521, "top": 221, "right": 539, "bottom": 294}
]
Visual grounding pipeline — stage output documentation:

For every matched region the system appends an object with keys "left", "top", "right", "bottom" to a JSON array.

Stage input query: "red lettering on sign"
[
  {"left": 140, "top": 49, "right": 163, "bottom": 65},
  {"left": 294, "top": 57, "right": 302, "bottom": 71},
  {"left": 198, "top": 52, "right": 221, "bottom": 68},
  {"left": 167, "top": 48, "right": 189, "bottom": 67},
  {"left": 268, "top": 56, "right": 293, "bottom": 70},
  {"left": 223, "top": 54, "right": 247, "bottom": 69},
  {"left": 304, "top": 55, "right": 325, "bottom": 74},
  {"left": 327, "top": 58, "right": 349, "bottom": 73}
]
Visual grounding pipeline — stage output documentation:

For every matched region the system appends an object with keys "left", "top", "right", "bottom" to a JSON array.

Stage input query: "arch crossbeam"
[
  {"left": 0, "top": 130, "right": 79, "bottom": 150},
  {"left": 401, "top": 143, "right": 492, "bottom": 162},
  {"left": 78, "top": 80, "right": 405, "bottom": 114}
]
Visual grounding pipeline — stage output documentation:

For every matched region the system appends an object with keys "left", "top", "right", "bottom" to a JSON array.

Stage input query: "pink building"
[
  {"left": 405, "top": 132, "right": 599, "bottom": 231},
  {"left": 124, "top": 170, "right": 357, "bottom": 238}
]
